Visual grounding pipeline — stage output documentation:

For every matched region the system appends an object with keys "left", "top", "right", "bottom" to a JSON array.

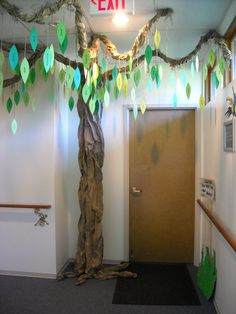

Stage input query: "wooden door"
[{"left": 129, "top": 109, "right": 195, "bottom": 263}]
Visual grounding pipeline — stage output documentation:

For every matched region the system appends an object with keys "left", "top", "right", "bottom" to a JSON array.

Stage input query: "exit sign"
[{"left": 90, "top": 0, "right": 132, "bottom": 15}]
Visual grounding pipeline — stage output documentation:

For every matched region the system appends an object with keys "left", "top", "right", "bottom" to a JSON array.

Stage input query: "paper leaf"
[
  {"left": 97, "top": 87, "right": 105, "bottom": 101},
  {"left": 134, "top": 68, "right": 141, "bottom": 87},
  {"left": 57, "top": 21, "right": 66, "bottom": 45},
  {"left": 216, "top": 65, "right": 221, "bottom": 82},
  {"left": 14, "top": 90, "right": 20, "bottom": 105},
  {"left": 219, "top": 57, "right": 226, "bottom": 75},
  {"left": 173, "top": 93, "right": 177, "bottom": 109},
  {"left": 59, "top": 33, "right": 68, "bottom": 54},
  {"left": 82, "top": 83, "right": 91, "bottom": 103},
  {"left": 59, "top": 69, "right": 65, "bottom": 83},
  {"left": 74, "top": 67, "right": 81, "bottom": 90},
  {"left": 0, "top": 51, "right": 5, "bottom": 66},
  {"left": 123, "top": 76, "right": 128, "bottom": 96},
  {"left": 0, "top": 71, "right": 3, "bottom": 96},
  {"left": 43, "top": 47, "right": 52, "bottom": 73},
  {"left": 104, "top": 89, "right": 110, "bottom": 108},
  {"left": 133, "top": 103, "right": 138, "bottom": 120},
  {"left": 11, "top": 118, "right": 17, "bottom": 135},
  {"left": 36, "top": 59, "right": 44, "bottom": 75},
  {"left": 140, "top": 100, "right": 146, "bottom": 115},
  {"left": 9, "top": 45, "right": 19, "bottom": 71},
  {"left": 181, "top": 70, "right": 187, "bottom": 87},
  {"left": 65, "top": 66, "right": 74, "bottom": 89},
  {"left": 195, "top": 55, "right": 199, "bottom": 72},
  {"left": 30, "top": 27, "right": 38, "bottom": 52},
  {"left": 114, "top": 83, "right": 119, "bottom": 99},
  {"left": 208, "top": 49, "right": 215, "bottom": 68},
  {"left": 199, "top": 95, "right": 205, "bottom": 111},
  {"left": 186, "top": 83, "right": 191, "bottom": 99},
  {"left": 50, "top": 64, "right": 55, "bottom": 75},
  {"left": 68, "top": 96, "right": 74, "bottom": 111},
  {"left": 6, "top": 97, "right": 13, "bottom": 113},
  {"left": 117, "top": 72, "right": 122, "bottom": 91},
  {"left": 20, "top": 57, "right": 30, "bottom": 83},
  {"left": 131, "top": 87, "right": 136, "bottom": 103},
  {"left": 106, "top": 80, "right": 111, "bottom": 93},
  {"left": 159, "top": 64, "right": 163, "bottom": 80},
  {"left": 89, "top": 98, "right": 95, "bottom": 114},
  {"left": 213, "top": 71, "right": 219, "bottom": 89},
  {"left": 191, "top": 61, "right": 195, "bottom": 78},
  {"left": 83, "top": 49, "right": 91, "bottom": 69},
  {"left": 154, "top": 29, "right": 161, "bottom": 49},
  {"left": 21, "top": 82, "right": 25, "bottom": 95},
  {"left": 203, "top": 64, "right": 208, "bottom": 81},
  {"left": 148, "top": 78, "right": 152, "bottom": 92},
  {"left": 29, "top": 68, "right": 36, "bottom": 85},
  {"left": 151, "top": 65, "right": 156, "bottom": 81},
  {"left": 49, "top": 44, "right": 55, "bottom": 68},
  {"left": 101, "top": 57, "right": 106, "bottom": 74},
  {"left": 129, "top": 56, "right": 133, "bottom": 72},
  {"left": 112, "top": 66, "right": 118, "bottom": 81},
  {"left": 23, "top": 92, "right": 30, "bottom": 106},
  {"left": 145, "top": 45, "right": 152, "bottom": 65}
]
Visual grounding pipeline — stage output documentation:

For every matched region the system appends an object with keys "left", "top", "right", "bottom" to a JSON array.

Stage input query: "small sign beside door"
[{"left": 200, "top": 178, "right": 216, "bottom": 200}]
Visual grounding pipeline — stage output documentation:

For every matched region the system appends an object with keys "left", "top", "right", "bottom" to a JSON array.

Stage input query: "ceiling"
[{"left": 0, "top": 0, "right": 233, "bottom": 58}]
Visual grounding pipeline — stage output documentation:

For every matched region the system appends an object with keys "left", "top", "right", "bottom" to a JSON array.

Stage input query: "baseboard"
[
  {"left": 0, "top": 270, "right": 56, "bottom": 279},
  {"left": 56, "top": 258, "right": 75, "bottom": 279},
  {"left": 214, "top": 300, "right": 221, "bottom": 314}
]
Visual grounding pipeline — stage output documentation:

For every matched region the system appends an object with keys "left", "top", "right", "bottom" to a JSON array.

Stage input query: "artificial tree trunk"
[{"left": 67, "top": 97, "right": 136, "bottom": 285}]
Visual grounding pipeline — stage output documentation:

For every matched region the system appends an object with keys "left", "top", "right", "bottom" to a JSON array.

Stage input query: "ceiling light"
[{"left": 112, "top": 12, "right": 129, "bottom": 27}]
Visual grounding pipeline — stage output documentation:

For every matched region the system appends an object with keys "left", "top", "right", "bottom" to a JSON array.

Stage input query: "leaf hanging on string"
[
  {"left": 23, "top": 92, "right": 30, "bottom": 107},
  {"left": 140, "top": 100, "right": 146, "bottom": 114},
  {"left": 116, "top": 72, "right": 123, "bottom": 91},
  {"left": 20, "top": 57, "right": 30, "bottom": 83},
  {"left": 9, "top": 44, "right": 19, "bottom": 71},
  {"left": 106, "top": 80, "right": 111, "bottom": 93},
  {"left": 29, "top": 68, "right": 36, "bottom": 85},
  {"left": 101, "top": 56, "right": 106, "bottom": 74},
  {"left": 65, "top": 66, "right": 74, "bottom": 89},
  {"left": 154, "top": 29, "right": 161, "bottom": 49},
  {"left": 112, "top": 65, "right": 118, "bottom": 81},
  {"left": 123, "top": 76, "right": 128, "bottom": 96},
  {"left": 14, "top": 90, "right": 20, "bottom": 105},
  {"left": 6, "top": 97, "right": 13, "bottom": 113},
  {"left": 114, "top": 83, "right": 119, "bottom": 99},
  {"left": 57, "top": 21, "right": 66, "bottom": 45},
  {"left": 11, "top": 118, "right": 17, "bottom": 135},
  {"left": 68, "top": 96, "right": 74, "bottom": 111},
  {"left": 30, "top": 27, "right": 38, "bottom": 52},
  {"left": 199, "top": 95, "right": 205, "bottom": 111},
  {"left": 89, "top": 97, "right": 96, "bottom": 114},
  {"left": 129, "top": 56, "right": 133, "bottom": 72},
  {"left": 133, "top": 103, "right": 138, "bottom": 120},
  {"left": 59, "top": 69, "right": 65, "bottom": 83},
  {"left": 74, "top": 67, "right": 81, "bottom": 90},
  {"left": 134, "top": 68, "right": 141, "bottom": 87},
  {"left": 82, "top": 83, "right": 91, "bottom": 103},
  {"left": 59, "top": 33, "right": 68, "bottom": 54},
  {"left": 203, "top": 64, "right": 208, "bottom": 81},
  {"left": 208, "top": 49, "right": 215, "bottom": 68},
  {"left": 43, "top": 47, "right": 52, "bottom": 73},
  {"left": 49, "top": 44, "right": 55, "bottom": 68},
  {"left": 104, "top": 89, "right": 110, "bottom": 108},
  {"left": 219, "top": 57, "right": 226, "bottom": 75},
  {"left": 145, "top": 45, "right": 152, "bottom": 65},
  {"left": 83, "top": 49, "right": 91, "bottom": 69},
  {"left": 131, "top": 87, "right": 136, "bottom": 103},
  {"left": 151, "top": 65, "right": 156, "bottom": 81},
  {"left": 186, "top": 83, "right": 191, "bottom": 99}
]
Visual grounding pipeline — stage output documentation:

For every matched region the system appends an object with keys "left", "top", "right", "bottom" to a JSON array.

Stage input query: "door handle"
[{"left": 131, "top": 186, "right": 142, "bottom": 195}]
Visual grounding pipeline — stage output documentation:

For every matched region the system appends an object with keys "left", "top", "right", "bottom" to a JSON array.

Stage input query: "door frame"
[{"left": 123, "top": 105, "right": 198, "bottom": 262}]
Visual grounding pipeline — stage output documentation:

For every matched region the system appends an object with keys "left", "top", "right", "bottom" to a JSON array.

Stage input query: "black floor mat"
[{"left": 112, "top": 263, "right": 200, "bottom": 305}]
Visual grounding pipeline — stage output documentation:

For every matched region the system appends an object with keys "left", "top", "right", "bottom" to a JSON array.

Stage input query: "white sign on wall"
[{"left": 200, "top": 178, "right": 216, "bottom": 200}]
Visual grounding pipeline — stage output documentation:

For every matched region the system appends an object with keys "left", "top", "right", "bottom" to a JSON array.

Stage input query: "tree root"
[{"left": 57, "top": 262, "right": 137, "bottom": 285}]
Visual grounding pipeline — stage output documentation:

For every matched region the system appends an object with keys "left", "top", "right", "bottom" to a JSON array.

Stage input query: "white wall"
[{"left": 196, "top": 80, "right": 236, "bottom": 314}]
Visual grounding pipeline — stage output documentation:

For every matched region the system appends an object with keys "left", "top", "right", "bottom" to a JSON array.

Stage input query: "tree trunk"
[{"left": 60, "top": 97, "right": 136, "bottom": 285}]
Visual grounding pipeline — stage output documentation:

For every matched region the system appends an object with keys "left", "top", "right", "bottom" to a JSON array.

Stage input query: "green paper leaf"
[
  {"left": 50, "top": 64, "right": 55, "bottom": 75},
  {"left": 114, "top": 83, "right": 119, "bottom": 99},
  {"left": 97, "top": 87, "right": 105, "bottom": 101},
  {"left": 9, "top": 45, "right": 19, "bottom": 71},
  {"left": 82, "top": 49, "right": 91, "bottom": 69},
  {"left": 11, "top": 118, "right": 17, "bottom": 135},
  {"left": 20, "top": 57, "right": 30, "bottom": 83},
  {"left": 219, "top": 57, "right": 226, "bottom": 75},
  {"left": 112, "top": 65, "right": 118, "bottom": 81},
  {"left": 89, "top": 97, "right": 95, "bottom": 114},
  {"left": 49, "top": 44, "right": 55, "bottom": 68},
  {"left": 93, "top": 63, "right": 99, "bottom": 83},
  {"left": 23, "top": 92, "right": 30, "bottom": 107},
  {"left": 14, "top": 90, "right": 20, "bottom": 105},
  {"left": 131, "top": 87, "right": 136, "bottom": 102},
  {"left": 104, "top": 89, "right": 110, "bottom": 108},
  {"left": 145, "top": 45, "right": 152, "bottom": 65},
  {"left": 203, "top": 64, "right": 208, "bottom": 81},
  {"left": 43, "top": 47, "right": 52, "bottom": 73},
  {"left": 126, "top": 72, "right": 130, "bottom": 80},
  {"left": 59, "top": 33, "right": 68, "bottom": 54},
  {"left": 82, "top": 83, "right": 91, "bottom": 103},
  {"left": 36, "top": 59, "right": 44, "bottom": 75},
  {"left": 116, "top": 72, "right": 122, "bottom": 91},
  {"left": 186, "top": 83, "right": 191, "bottom": 99},
  {"left": 151, "top": 65, "right": 156, "bottom": 81},
  {"left": 30, "top": 27, "right": 38, "bottom": 52},
  {"left": 154, "top": 29, "right": 161, "bottom": 49},
  {"left": 59, "top": 69, "right": 65, "bottom": 83},
  {"left": 134, "top": 68, "right": 141, "bottom": 87},
  {"left": 101, "top": 56, "right": 106, "bottom": 74},
  {"left": 199, "top": 95, "right": 205, "bottom": 110},
  {"left": 65, "top": 66, "right": 74, "bottom": 89},
  {"left": 68, "top": 96, "right": 74, "bottom": 111},
  {"left": 0, "top": 71, "right": 3, "bottom": 96},
  {"left": 57, "top": 21, "right": 66, "bottom": 45},
  {"left": 21, "top": 82, "right": 25, "bottom": 95},
  {"left": 133, "top": 103, "right": 138, "bottom": 120},
  {"left": 123, "top": 76, "right": 128, "bottom": 96},
  {"left": 95, "top": 100, "right": 100, "bottom": 115},
  {"left": 29, "top": 68, "right": 36, "bottom": 85},
  {"left": 106, "top": 80, "right": 111, "bottom": 93},
  {"left": 140, "top": 100, "right": 146, "bottom": 115},
  {"left": 0, "top": 51, "right": 5, "bottom": 66},
  {"left": 6, "top": 97, "right": 13, "bottom": 113},
  {"left": 208, "top": 49, "right": 215, "bottom": 68},
  {"left": 213, "top": 72, "right": 219, "bottom": 89},
  {"left": 74, "top": 67, "right": 81, "bottom": 89},
  {"left": 129, "top": 56, "right": 133, "bottom": 72}
]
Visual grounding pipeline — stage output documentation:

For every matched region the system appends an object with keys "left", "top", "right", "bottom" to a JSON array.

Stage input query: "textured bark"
[{"left": 58, "top": 97, "right": 136, "bottom": 285}]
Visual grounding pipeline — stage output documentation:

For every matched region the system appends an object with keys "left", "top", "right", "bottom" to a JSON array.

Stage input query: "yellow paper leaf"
[
  {"left": 93, "top": 63, "right": 99, "bottom": 82},
  {"left": 123, "top": 76, "right": 128, "bottom": 96},
  {"left": 116, "top": 72, "right": 122, "bottom": 91},
  {"left": 199, "top": 95, "right": 205, "bottom": 111},
  {"left": 140, "top": 100, "right": 146, "bottom": 114},
  {"left": 154, "top": 29, "right": 161, "bottom": 49}
]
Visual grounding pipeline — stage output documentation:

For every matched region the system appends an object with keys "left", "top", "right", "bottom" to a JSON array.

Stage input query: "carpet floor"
[{"left": 0, "top": 264, "right": 216, "bottom": 314}]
